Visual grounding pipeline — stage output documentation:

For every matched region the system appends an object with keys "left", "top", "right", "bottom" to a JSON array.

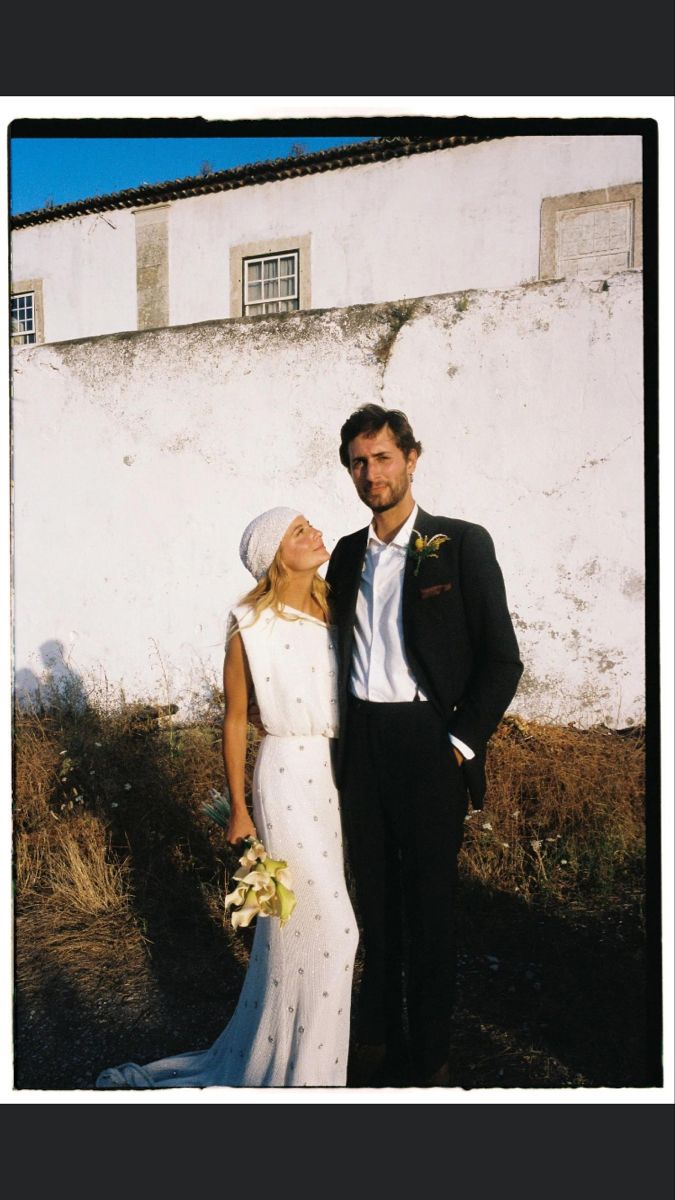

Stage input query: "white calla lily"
[
  {"left": 231, "top": 889, "right": 262, "bottom": 929},
  {"left": 224, "top": 882, "right": 248, "bottom": 910},
  {"left": 241, "top": 841, "right": 266, "bottom": 867},
  {"left": 224, "top": 835, "right": 297, "bottom": 931}
]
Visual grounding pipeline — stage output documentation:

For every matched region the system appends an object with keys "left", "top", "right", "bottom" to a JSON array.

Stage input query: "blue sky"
[{"left": 9, "top": 136, "right": 375, "bottom": 215}]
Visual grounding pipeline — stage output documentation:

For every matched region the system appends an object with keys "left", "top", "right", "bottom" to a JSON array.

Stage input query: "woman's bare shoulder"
[{"left": 227, "top": 604, "right": 252, "bottom": 643}]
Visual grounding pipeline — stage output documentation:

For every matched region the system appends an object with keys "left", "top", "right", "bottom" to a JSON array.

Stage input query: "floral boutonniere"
[{"left": 407, "top": 530, "right": 450, "bottom": 576}]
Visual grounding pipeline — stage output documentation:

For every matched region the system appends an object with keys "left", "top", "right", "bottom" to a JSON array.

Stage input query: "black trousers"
[{"left": 341, "top": 695, "right": 468, "bottom": 1078}]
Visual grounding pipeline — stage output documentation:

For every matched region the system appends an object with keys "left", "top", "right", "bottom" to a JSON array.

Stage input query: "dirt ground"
[
  {"left": 14, "top": 880, "right": 656, "bottom": 1093},
  {"left": 14, "top": 714, "right": 657, "bottom": 1092}
]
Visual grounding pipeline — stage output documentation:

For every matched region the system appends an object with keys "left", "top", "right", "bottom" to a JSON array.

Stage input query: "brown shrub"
[
  {"left": 43, "top": 817, "right": 133, "bottom": 915},
  {"left": 13, "top": 711, "right": 64, "bottom": 831},
  {"left": 462, "top": 717, "right": 645, "bottom": 901},
  {"left": 12, "top": 701, "right": 646, "bottom": 1033},
  {"left": 15, "top": 809, "right": 152, "bottom": 1015}
]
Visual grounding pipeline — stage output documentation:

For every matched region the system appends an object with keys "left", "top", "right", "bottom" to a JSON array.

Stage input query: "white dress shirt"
[{"left": 349, "top": 504, "right": 474, "bottom": 760}]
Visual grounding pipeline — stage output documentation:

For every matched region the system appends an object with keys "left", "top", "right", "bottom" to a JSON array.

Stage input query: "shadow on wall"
[{"left": 15, "top": 640, "right": 90, "bottom": 712}]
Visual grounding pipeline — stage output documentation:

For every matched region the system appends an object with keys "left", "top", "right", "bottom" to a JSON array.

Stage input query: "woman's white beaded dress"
[{"left": 96, "top": 604, "right": 358, "bottom": 1088}]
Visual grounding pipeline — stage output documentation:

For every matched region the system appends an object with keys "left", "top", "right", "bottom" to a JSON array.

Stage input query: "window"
[
  {"left": 11, "top": 291, "right": 36, "bottom": 343},
  {"left": 11, "top": 279, "right": 44, "bottom": 345},
  {"left": 229, "top": 235, "right": 311, "bottom": 319},
  {"left": 244, "top": 252, "right": 299, "bottom": 315},
  {"left": 539, "top": 184, "right": 642, "bottom": 281}
]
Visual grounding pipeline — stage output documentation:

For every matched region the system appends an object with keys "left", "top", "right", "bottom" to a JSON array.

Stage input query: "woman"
[{"left": 96, "top": 507, "right": 358, "bottom": 1088}]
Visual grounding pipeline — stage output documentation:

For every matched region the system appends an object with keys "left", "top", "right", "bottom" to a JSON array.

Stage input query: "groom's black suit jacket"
[{"left": 326, "top": 507, "right": 523, "bottom": 809}]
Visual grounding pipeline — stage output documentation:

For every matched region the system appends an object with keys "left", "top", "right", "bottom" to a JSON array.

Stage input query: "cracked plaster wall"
[{"left": 12, "top": 271, "right": 644, "bottom": 725}]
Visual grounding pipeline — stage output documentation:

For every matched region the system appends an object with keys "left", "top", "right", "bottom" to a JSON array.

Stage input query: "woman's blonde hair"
[{"left": 238, "top": 546, "right": 330, "bottom": 627}]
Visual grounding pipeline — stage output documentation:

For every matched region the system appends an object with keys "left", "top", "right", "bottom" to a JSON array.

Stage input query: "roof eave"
[{"left": 10, "top": 134, "right": 497, "bottom": 229}]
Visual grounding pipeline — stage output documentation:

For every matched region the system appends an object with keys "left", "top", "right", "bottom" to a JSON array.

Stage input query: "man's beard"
[
  {"left": 361, "top": 476, "right": 409, "bottom": 513},
  {"left": 367, "top": 495, "right": 397, "bottom": 513}
]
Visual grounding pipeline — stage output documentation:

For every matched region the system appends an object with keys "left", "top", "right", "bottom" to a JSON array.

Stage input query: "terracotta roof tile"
[{"left": 11, "top": 134, "right": 497, "bottom": 228}]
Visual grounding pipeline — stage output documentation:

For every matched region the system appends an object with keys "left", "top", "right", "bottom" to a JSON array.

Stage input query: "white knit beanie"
[{"left": 239, "top": 507, "right": 302, "bottom": 581}]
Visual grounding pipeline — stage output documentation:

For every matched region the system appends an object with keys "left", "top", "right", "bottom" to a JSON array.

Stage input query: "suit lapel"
[
  {"left": 402, "top": 506, "right": 448, "bottom": 709},
  {"left": 339, "top": 527, "right": 368, "bottom": 691},
  {"left": 402, "top": 506, "right": 433, "bottom": 646}
]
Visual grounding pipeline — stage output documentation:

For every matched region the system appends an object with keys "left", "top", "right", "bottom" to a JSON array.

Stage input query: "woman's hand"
[{"left": 226, "top": 809, "right": 257, "bottom": 848}]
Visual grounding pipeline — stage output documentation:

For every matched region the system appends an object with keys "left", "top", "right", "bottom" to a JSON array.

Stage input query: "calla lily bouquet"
[
  {"left": 225, "top": 839, "right": 297, "bottom": 930},
  {"left": 203, "top": 789, "right": 297, "bottom": 930}
]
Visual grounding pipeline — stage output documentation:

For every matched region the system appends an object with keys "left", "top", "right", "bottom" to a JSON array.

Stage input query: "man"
[{"left": 326, "top": 404, "right": 523, "bottom": 1087}]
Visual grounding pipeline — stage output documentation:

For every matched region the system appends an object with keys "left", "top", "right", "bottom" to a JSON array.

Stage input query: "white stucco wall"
[
  {"left": 12, "top": 271, "right": 644, "bottom": 726},
  {"left": 12, "top": 135, "right": 642, "bottom": 342},
  {"left": 11, "top": 209, "right": 139, "bottom": 343}
]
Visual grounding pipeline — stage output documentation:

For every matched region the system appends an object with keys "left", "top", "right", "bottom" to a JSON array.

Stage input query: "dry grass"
[
  {"left": 15, "top": 829, "right": 50, "bottom": 894},
  {"left": 13, "top": 701, "right": 645, "bottom": 925},
  {"left": 15, "top": 810, "right": 152, "bottom": 1025},
  {"left": 462, "top": 716, "right": 645, "bottom": 902},
  {"left": 13, "top": 697, "right": 254, "bottom": 1029},
  {"left": 42, "top": 821, "right": 132, "bottom": 916},
  {"left": 11, "top": 696, "right": 650, "bottom": 1089},
  {"left": 13, "top": 710, "right": 64, "bottom": 831}
]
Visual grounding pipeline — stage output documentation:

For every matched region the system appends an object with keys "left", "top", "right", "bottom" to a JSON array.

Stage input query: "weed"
[
  {"left": 464, "top": 716, "right": 644, "bottom": 902},
  {"left": 372, "top": 299, "right": 419, "bottom": 366}
]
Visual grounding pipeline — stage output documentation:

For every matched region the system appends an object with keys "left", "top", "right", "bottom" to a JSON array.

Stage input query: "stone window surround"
[
  {"left": 230, "top": 234, "right": 311, "bottom": 319},
  {"left": 539, "top": 182, "right": 643, "bottom": 280},
  {"left": 11, "top": 277, "right": 45, "bottom": 345}
]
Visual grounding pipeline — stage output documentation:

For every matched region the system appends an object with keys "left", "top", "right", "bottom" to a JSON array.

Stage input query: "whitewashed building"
[
  {"left": 11, "top": 134, "right": 643, "bottom": 345},
  {"left": 11, "top": 133, "right": 647, "bottom": 729}
]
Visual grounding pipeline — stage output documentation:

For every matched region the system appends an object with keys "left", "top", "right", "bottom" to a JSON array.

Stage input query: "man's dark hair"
[{"left": 338, "top": 404, "right": 423, "bottom": 469}]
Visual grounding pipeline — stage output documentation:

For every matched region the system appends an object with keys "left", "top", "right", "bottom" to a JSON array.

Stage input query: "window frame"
[
  {"left": 11, "top": 291, "right": 36, "bottom": 343},
  {"left": 229, "top": 234, "right": 311, "bottom": 319},
  {"left": 11, "top": 278, "right": 44, "bottom": 345},
  {"left": 243, "top": 250, "right": 300, "bottom": 316}
]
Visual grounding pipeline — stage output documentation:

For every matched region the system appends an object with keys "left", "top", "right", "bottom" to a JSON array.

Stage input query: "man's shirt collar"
[{"left": 367, "top": 503, "right": 419, "bottom": 550}]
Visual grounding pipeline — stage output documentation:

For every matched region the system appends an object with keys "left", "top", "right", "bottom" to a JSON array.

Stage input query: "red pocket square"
[{"left": 419, "top": 582, "right": 453, "bottom": 599}]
